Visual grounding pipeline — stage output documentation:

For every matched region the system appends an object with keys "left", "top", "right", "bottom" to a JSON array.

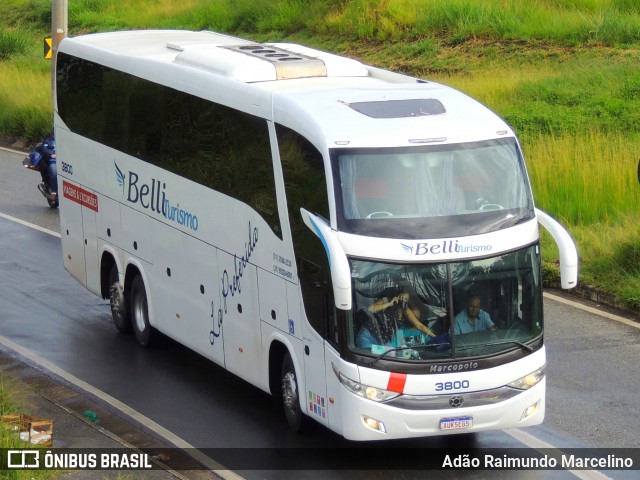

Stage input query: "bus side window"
[
  {"left": 277, "top": 124, "right": 336, "bottom": 344},
  {"left": 57, "top": 53, "right": 282, "bottom": 238}
]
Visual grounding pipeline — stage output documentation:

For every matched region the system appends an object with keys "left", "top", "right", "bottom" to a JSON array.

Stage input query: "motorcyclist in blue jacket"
[{"left": 35, "top": 133, "right": 57, "bottom": 200}]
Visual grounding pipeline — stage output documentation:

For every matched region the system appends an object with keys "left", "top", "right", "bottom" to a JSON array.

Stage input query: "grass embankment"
[{"left": 1, "top": 0, "right": 640, "bottom": 310}]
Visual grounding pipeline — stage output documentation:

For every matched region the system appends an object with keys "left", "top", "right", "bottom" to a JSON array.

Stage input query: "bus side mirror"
[
  {"left": 535, "top": 208, "right": 578, "bottom": 289},
  {"left": 300, "top": 209, "right": 352, "bottom": 310}
]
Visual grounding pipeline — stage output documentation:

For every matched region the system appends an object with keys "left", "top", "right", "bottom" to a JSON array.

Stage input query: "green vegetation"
[
  {"left": 1, "top": 0, "right": 640, "bottom": 310},
  {"left": 0, "top": 373, "right": 56, "bottom": 479},
  {"left": 0, "top": 373, "right": 29, "bottom": 417}
]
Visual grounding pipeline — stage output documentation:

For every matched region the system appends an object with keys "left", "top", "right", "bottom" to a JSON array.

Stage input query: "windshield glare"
[
  {"left": 333, "top": 139, "right": 533, "bottom": 238},
  {"left": 348, "top": 245, "right": 542, "bottom": 361}
]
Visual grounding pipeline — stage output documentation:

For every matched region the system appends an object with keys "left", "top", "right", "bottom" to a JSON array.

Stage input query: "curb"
[
  {"left": 546, "top": 283, "right": 639, "bottom": 320},
  {"left": 0, "top": 347, "right": 222, "bottom": 480}
]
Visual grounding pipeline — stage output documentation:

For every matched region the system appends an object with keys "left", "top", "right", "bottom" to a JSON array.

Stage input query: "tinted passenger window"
[{"left": 56, "top": 53, "right": 281, "bottom": 238}]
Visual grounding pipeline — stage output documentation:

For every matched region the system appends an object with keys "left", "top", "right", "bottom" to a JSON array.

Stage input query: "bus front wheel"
[
  {"left": 130, "top": 275, "right": 154, "bottom": 347},
  {"left": 281, "top": 353, "right": 305, "bottom": 433}
]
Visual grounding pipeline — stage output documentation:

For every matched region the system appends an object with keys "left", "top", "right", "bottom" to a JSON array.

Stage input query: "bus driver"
[{"left": 454, "top": 295, "right": 497, "bottom": 334}]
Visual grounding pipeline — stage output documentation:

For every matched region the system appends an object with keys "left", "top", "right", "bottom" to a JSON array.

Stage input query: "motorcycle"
[{"left": 23, "top": 135, "right": 58, "bottom": 209}]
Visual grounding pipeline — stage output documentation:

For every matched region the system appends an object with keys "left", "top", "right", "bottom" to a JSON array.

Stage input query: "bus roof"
[{"left": 58, "top": 30, "right": 514, "bottom": 149}]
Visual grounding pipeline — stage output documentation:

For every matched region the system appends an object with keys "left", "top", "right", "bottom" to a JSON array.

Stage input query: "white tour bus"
[{"left": 55, "top": 30, "right": 577, "bottom": 441}]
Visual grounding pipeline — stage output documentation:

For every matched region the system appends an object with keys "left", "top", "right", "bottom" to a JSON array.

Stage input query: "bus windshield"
[
  {"left": 332, "top": 138, "right": 534, "bottom": 239},
  {"left": 347, "top": 245, "right": 542, "bottom": 361}
]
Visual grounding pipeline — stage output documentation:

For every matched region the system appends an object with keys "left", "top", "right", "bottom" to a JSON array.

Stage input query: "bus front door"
[{"left": 299, "top": 257, "right": 330, "bottom": 426}]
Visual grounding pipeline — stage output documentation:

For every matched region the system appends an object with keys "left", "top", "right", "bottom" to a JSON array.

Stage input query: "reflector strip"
[{"left": 387, "top": 372, "right": 407, "bottom": 393}]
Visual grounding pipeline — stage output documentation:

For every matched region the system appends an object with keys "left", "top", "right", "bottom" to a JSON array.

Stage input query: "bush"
[
  {"left": 0, "top": 30, "right": 30, "bottom": 60},
  {"left": 7, "top": 105, "right": 52, "bottom": 142}
]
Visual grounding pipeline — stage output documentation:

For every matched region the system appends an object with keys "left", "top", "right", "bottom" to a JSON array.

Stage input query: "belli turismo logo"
[
  {"left": 115, "top": 162, "right": 199, "bottom": 231},
  {"left": 401, "top": 240, "right": 493, "bottom": 256}
]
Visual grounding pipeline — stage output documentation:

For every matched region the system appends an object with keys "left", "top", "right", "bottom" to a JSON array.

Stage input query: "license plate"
[{"left": 440, "top": 416, "right": 473, "bottom": 430}]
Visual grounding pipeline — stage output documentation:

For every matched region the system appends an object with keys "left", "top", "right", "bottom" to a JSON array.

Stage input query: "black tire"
[
  {"left": 37, "top": 182, "right": 58, "bottom": 208},
  {"left": 130, "top": 274, "right": 155, "bottom": 347},
  {"left": 281, "top": 352, "right": 306, "bottom": 433},
  {"left": 47, "top": 163, "right": 58, "bottom": 208},
  {"left": 109, "top": 264, "right": 131, "bottom": 332}
]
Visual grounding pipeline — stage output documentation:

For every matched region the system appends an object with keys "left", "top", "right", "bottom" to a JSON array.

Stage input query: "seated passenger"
[
  {"left": 356, "top": 290, "right": 436, "bottom": 350},
  {"left": 454, "top": 295, "right": 497, "bottom": 334},
  {"left": 355, "top": 308, "right": 400, "bottom": 350}
]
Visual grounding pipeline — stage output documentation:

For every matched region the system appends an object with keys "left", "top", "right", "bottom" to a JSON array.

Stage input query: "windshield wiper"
[
  {"left": 366, "top": 347, "right": 411, "bottom": 367},
  {"left": 456, "top": 340, "right": 534, "bottom": 353},
  {"left": 366, "top": 342, "right": 451, "bottom": 367}
]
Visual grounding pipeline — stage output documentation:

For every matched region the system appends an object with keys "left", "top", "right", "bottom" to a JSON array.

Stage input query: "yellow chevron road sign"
[{"left": 44, "top": 37, "right": 52, "bottom": 59}]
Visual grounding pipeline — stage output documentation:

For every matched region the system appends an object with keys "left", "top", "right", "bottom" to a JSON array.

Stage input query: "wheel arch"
[
  {"left": 268, "top": 340, "right": 288, "bottom": 398},
  {"left": 268, "top": 337, "right": 305, "bottom": 401},
  {"left": 99, "top": 249, "right": 118, "bottom": 300}
]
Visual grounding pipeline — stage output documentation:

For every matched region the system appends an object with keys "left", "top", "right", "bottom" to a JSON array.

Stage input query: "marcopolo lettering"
[
  {"left": 430, "top": 362, "right": 479, "bottom": 373},
  {"left": 414, "top": 240, "right": 492, "bottom": 256}
]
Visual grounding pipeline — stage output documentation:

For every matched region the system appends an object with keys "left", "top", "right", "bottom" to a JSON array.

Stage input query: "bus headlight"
[
  {"left": 332, "top": 364, "right": 400, "bottom": 402},
  {"left": 507, "top": 366, "right": 545, "bottom": 390}
]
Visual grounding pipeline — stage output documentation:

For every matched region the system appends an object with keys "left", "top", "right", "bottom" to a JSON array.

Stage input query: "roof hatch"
[{"left": 346, "top": 99, "right": 446, "bottom": 118}]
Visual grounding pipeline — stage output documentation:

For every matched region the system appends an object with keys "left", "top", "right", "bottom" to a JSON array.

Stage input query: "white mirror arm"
[
  {"left": 535, "top": 208, "right": 578, "bottom": 289},
  {"left": 300, "top": 209, "right": 352, "bottom": 310}
]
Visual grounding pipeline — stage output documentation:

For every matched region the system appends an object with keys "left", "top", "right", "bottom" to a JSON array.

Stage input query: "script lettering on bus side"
[
  {"left": 209, "top": 301, "right": 223, "bottom": 345},
  {"left": 221, "top": 223, "right": 259, "bottom": 314}
]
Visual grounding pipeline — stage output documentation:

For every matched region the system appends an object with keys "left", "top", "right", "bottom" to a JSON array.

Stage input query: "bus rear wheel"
[
  {"left": 109, "top": 264, "right": 131, "bottom": 332},
  {"left": 130, "top": 275, "right": 154, "bottom": 347},
  {"left": 281, "top": 352, "right": 306, "bottom": 433}
]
